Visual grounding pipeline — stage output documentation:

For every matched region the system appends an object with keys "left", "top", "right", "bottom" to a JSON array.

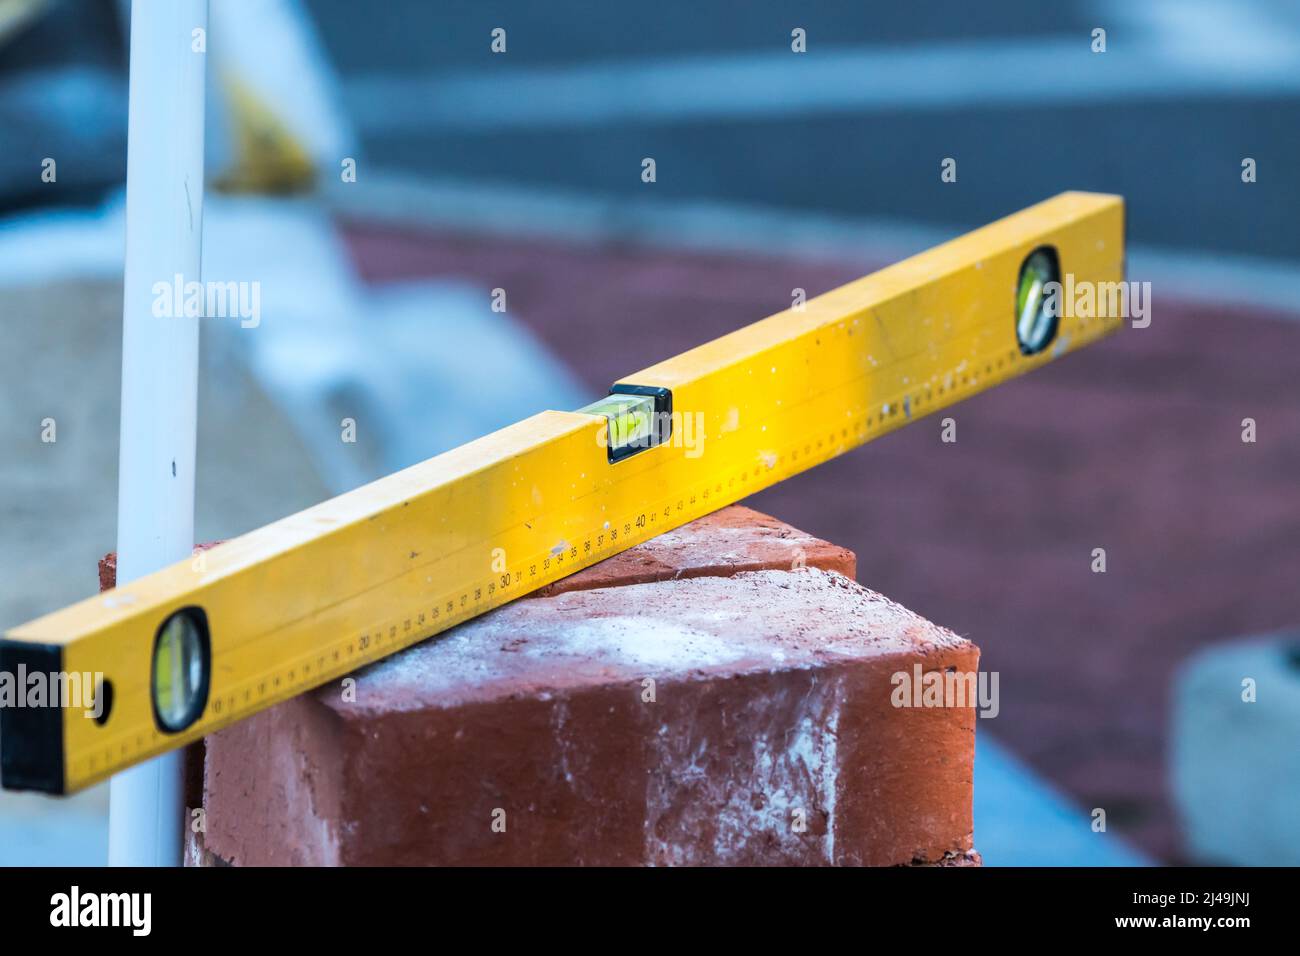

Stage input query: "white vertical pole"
[{"left": 108, "top": 0, "right": 208, "bottom": 868}]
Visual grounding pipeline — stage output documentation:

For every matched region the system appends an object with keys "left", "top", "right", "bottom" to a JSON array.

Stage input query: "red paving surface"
[{"left": 343, "top": 222, "right": 1300, "bottom": 862}]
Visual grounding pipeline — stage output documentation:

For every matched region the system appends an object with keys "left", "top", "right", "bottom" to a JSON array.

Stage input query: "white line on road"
[{"left": 345, "top": 26, "right": 1300, "bottom": 135}]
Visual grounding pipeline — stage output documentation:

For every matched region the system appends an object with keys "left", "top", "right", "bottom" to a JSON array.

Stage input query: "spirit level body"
[{"left": 0, "top": 192, "right": 1125, "bottom": 794}]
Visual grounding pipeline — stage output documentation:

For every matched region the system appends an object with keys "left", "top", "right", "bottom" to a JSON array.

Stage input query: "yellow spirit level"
[{"left": 0, "top": 192, "right": 1124, "bottom": 794}]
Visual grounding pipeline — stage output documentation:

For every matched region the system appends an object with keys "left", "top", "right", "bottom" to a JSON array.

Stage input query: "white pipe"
[{"left": 108, "top": 0, "right": 208, "bottom": 868}]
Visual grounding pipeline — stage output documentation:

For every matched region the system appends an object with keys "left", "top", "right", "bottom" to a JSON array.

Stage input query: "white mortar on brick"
[
  {"left": 644, "top": 671, "right": 845, "bottom": 865},
  {"left": 342, "top": 569, "right": 965, "bottom": 709},
  {"left": 527, "top": 616, "right": 749, "bottom": 670}
]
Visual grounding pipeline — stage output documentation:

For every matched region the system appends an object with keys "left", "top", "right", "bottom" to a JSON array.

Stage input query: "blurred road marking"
[
  {"left": 975, "top": 735, "right": 1150, "bottom": 866},
  {"left": 1098, "top": 0, "right": 1300, "bottom": 65},
  {"left": 345, "top": 30, "right": 1300, "bottom": 134}
]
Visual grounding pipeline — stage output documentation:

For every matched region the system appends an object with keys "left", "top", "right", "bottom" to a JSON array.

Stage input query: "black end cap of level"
[{"left": 0, "top": 638, "right": 66, "bottom": 794}]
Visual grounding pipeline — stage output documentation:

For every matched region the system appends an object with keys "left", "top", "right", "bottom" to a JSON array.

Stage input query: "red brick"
[
  {"left": 98, "top": 552, "right": 115, "bottom": 594},
  {"left": 204, "top": 568, "right": 976, "bottom": 866},
  {"left": 198, "top": 505, "right": 864, "bottom": 864},
  {"left": 533, "top": 505, "right": 855, "bottom": 596},
  {"left": 99, "top": 541, "right": 223, "bottom": 592}
]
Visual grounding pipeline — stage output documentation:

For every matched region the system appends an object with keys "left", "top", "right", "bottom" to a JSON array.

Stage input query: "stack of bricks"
[{"left": 104, "top": 506, "right": 980, "bottom": 866}]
